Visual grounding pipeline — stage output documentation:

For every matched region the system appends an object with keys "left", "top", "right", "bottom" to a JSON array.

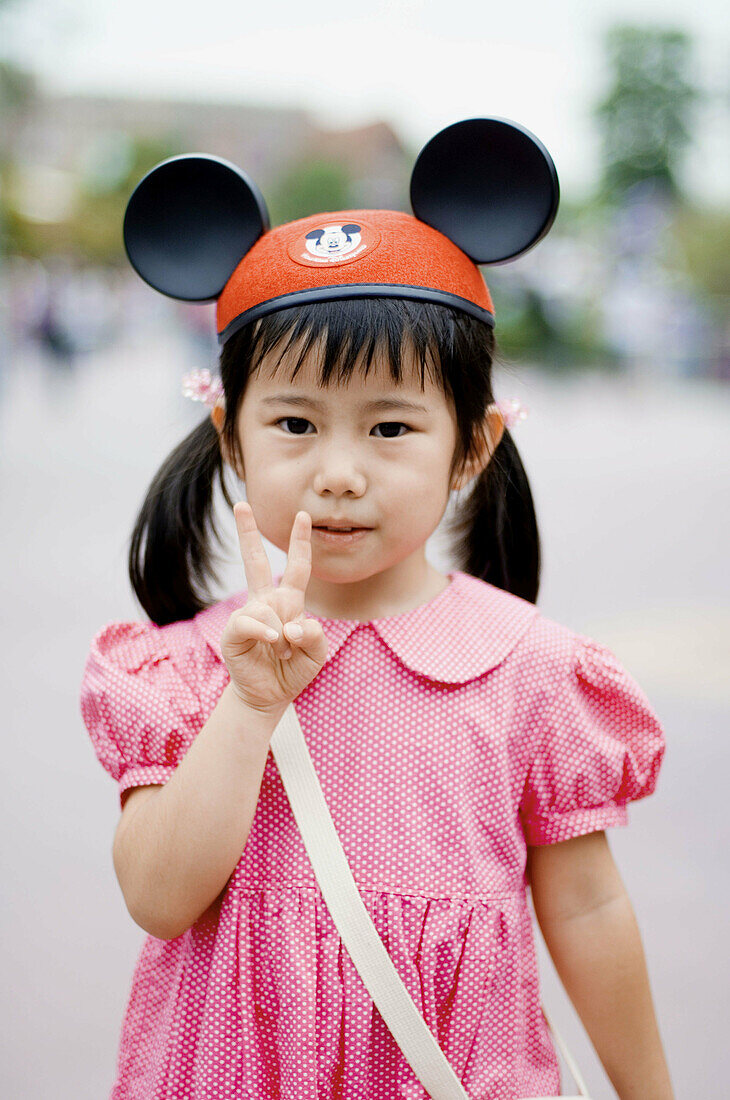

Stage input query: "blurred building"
[{"left": 3, "top": 90, "right": 409, "bottom": 204}]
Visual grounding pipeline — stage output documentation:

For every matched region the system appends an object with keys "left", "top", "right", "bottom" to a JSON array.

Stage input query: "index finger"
[{"left": 233, "top": 501, "right": 274, "bottom": 597}]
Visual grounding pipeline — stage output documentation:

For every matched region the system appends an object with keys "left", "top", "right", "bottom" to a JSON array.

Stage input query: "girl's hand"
[{"left": 220, "top": 502, "right": 329, "bottom": 715}]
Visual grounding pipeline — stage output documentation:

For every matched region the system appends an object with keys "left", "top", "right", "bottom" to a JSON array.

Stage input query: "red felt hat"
[
  {"left": 123, "top": 118, "right": 559, "bottom": 346},
  {"left": 216, "top": 208, "right": 495, "bottom": 344}
]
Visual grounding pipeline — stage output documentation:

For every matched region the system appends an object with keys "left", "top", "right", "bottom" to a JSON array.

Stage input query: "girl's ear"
[
  {"left": 210, "top": 402, "right": 244, "bottom": 480},
  {"left": 451, "top": 404, "right": 505, "bottom": 491},
  {"left": 410, "top": 118, "right": 559, "bottom": 265},
  {"left": 210, "top": 402, "right": 225, "bottom": 437},
  {"left": 123, "top": 154, "right": 269, "bottom": 301}
]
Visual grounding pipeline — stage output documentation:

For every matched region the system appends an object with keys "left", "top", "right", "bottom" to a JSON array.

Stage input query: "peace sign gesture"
[{"left": 220, "top": 502, "right": 329, "bottom": 715}]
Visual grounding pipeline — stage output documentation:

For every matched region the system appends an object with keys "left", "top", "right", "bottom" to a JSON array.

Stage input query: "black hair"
[{"left": 129, "top": 298, "right": 540, "bottom": 625}]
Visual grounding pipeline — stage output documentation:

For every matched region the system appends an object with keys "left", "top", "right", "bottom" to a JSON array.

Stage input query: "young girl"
[{"left": 80, "top": 119, "right": 674, "bottom": 1099}]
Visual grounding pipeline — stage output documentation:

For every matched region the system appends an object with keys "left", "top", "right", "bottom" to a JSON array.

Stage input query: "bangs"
[{"left": 240, "top": 298, "right": 460, "bottom": 394}]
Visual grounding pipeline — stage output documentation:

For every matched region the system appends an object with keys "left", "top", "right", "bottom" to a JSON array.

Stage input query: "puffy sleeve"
[
  {"left": 519, "top": 635, "right": 666, "bottom": 846},
  {"left": 79, "top": 620, "right": 206, "bottom": 810}
]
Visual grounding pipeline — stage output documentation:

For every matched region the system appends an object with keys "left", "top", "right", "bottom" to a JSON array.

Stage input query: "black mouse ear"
[
  {"left": 410, "top": 118, "right": 559, "bottom": 265},
  {"left": 123, "top": 154, "right": 270, "bottom": 301}
]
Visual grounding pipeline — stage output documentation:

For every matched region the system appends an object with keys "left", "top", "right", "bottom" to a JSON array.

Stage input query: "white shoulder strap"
[{"left": 270, "top": 703, "right": 591, "bottom": 1099}]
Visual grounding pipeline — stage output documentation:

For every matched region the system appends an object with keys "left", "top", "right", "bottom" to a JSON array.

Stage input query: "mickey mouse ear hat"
[{"left": 123, "top": 117, "right": 559, "bottom": 346}]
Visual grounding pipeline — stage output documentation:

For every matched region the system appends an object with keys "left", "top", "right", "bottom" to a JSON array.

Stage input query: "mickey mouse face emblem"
[{"left": 287, "top": 219, "right": 381, "bottom": 268}]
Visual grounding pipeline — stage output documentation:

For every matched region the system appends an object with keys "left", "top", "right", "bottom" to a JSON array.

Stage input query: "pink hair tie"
[
  {"left": 182, "top": 369, "right": 224, "bottom": 407},
  {"left": 493, "top": 398, "right": 529, "bottom": 429}
]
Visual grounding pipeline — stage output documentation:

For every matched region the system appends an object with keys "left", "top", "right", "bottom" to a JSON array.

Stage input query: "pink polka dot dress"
[{"left": 79, "top": 570, "right": 666, "bottom": 1099}]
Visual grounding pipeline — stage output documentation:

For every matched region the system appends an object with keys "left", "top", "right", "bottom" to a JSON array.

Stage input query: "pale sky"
[{"left": 5, "top": 0, "right": 729, "bottom": 202}]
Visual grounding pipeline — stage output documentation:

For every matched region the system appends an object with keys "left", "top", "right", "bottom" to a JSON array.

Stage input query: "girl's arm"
[
  {"left": 526, "top": 831, "right": 674, "bottom": 1100},
  {"left": 113, "top": 683, "right": 284, "bottom": 940}
]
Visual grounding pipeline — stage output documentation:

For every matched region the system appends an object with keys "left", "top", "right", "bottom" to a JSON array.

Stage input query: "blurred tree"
[
  {"left": 268, "top": 158, "right": 352, "bottom": 226},
  {"left": 672, "top": 205, "right": 730, "bottom": 304},
  {"left": 594, "top": 25, "right": 699, "bottom": 202},
  {"left": 0, "top": 0, "right": 40, "bottom": 116},
  {"left": 0, "top": 56, "right": 36, "bottom": 111},
  {"left": 71, "top": 135, "right": 181, "bottom": 262},
  {"left": 2, "top": 134, "right": 180, "bottom": 261},
  {"left": 492, "top": 281, "right": 620, "bottom": 374},
  {"left": 0, "top": 0, "right": 39, "bottom": 265}
]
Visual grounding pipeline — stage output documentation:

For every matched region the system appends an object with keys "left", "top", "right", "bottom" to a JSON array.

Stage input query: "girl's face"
[{"left": 214, "top": 335, "right": 501, "bottom": 620}]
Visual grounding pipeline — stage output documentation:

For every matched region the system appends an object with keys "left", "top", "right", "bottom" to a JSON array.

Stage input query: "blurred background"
[{"left": 1, "top": 0, "right": 728, "bottom": 1096}]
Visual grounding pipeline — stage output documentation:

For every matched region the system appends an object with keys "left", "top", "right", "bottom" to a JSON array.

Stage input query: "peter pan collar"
[{"left": 193, "top": 570, "right": 539, "bottom": 686}]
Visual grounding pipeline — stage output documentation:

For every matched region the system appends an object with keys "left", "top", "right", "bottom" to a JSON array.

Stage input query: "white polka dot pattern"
[{"left": 79, "top": 570, "right": 666, "bottom": 1098}]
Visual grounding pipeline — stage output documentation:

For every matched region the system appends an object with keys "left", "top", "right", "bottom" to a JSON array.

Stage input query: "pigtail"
[
  {"left": 431, "top": 310, "right": 541, "bottom": 606},
  {"left": 445, "top": 428, "right": 541, "bottom": 605},
  {"left": 128, "top": 417, "right": 234, "bottom": 626}
]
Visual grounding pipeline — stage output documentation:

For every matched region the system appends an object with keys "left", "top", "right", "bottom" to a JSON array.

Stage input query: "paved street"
[{"left": 2, "top": 323, "right": 728, "bottom": 1098}]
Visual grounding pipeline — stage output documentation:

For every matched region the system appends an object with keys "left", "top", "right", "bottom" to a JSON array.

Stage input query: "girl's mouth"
[{"left": 312, "top": 527, "right": 371, "bottom": 545}]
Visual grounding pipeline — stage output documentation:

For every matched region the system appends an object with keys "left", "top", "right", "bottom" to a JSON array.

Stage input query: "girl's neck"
[{"left": 304, "top": 563, "right": 451, "bottom": 623}]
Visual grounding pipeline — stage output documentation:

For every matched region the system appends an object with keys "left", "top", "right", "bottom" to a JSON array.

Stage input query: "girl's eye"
[{"left": 275, "top": 417, "right": 411, "bottom": 439}]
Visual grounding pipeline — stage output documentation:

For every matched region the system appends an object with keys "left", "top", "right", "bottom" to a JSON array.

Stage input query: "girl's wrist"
[{"left": 220, "top": 681, "right": 288, "bottom": 738}]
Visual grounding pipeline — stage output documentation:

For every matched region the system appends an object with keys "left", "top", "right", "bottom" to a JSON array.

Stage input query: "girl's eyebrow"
[{"left": 259, "top": 394, "right": 430, "bottom": 414}]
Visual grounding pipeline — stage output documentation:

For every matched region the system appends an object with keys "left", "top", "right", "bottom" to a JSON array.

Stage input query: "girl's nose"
[{"left": 314, "top": 459, "right": 366, "bottom": 497}]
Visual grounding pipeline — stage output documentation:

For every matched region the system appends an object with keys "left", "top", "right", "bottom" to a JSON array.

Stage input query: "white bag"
[{"left": 270, "top": 703, "right": 592, "bottom": 1099}]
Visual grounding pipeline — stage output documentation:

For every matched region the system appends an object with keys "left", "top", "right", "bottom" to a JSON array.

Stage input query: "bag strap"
[{"left": 270, "top": 702, "right": 591, "bottom": 1099}]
